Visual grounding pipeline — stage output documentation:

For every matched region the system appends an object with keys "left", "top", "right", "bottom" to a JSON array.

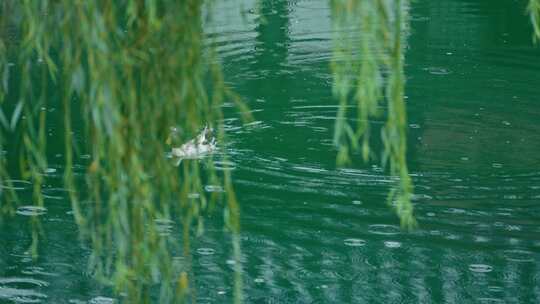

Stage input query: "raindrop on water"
[
  {"left": 196, "top": 248, "right": 216, "bottom": 256},
  {"left": 384, "top": 241, "right": 401, "bottom": 248},
  {"left": 0, "top": 180, "right": 32, "bottom": 191},
  {"left": 469, "top": 264, "right": 493, "bottom": 273},
  {"left": 0, "top": 277, "right": 49, "bottom": 303},
  {"left": 502, "top": 249, "right": 534, "bottom": 263},
  {"left": 344, "top": 238, "right": 366, "bottom": 247},
  {"left": 204, "top": 185, "right": 224, "bottom": 193},
  {"left": 89, "top": 296, "right": 116, "bottom": 304},
  {"left": 44, "top": 168, "right": 57, "bottom": 174},
  {"left": 426, "top": 67, "right": 451, "bottom": 75},
  {"left": 368, "top": 224, "right": 401, "bottom": 236},
  {"left": 16, "top": 206, "right": 47, "bottom": 216}
]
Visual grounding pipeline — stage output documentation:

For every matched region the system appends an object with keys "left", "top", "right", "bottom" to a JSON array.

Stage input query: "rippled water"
[{"left": 2, "top": 0, "right": 540, "bottom": 303}]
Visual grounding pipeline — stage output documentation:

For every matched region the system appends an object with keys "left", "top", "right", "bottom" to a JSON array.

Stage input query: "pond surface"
[{"left": 2, "top": 0, "right": 540, "bottom": 303}]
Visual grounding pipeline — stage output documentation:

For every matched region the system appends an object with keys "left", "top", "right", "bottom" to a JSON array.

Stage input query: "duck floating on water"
[{"left": 171, "top": 126, "right": 216, "bottom": 164}]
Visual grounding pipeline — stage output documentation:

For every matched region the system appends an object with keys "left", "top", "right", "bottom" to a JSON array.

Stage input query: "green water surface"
[{"left": 1, "top": 0, "right": 540, "bottom": 303}]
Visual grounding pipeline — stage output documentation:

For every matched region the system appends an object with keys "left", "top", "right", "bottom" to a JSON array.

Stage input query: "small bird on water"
[{"left": 171, "top": 125, "right": 216, "bottom": 165}]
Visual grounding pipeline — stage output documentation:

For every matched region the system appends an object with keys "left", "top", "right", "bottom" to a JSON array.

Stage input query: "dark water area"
[{"left": 2, "top": 0, "right": 540, "bottom": 303}]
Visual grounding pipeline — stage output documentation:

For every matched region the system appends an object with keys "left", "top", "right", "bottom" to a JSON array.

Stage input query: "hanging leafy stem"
[
  {"left": 330, "top": 0, "right": 415, "bottom": 228},
  {"left": 529, "top": 0, "right": 540, "bottom": 41},
  {"left": 0, "top": 1, "right": 248, "bottom": 303},
  {"left": 330, "top": 0, "right": 540, "bottom": 228}
]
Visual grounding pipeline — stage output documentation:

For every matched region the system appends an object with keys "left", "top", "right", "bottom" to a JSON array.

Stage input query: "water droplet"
[
  {"left": 204, "top": 185, "right": 224, "bottom": 193},
  {"left": 447, "top": 208, "right": 466, "bottom": 214},
  {"left": 502, "top": 121, "right": 511, "bottom": 126},
  {"left": 254, "top": 278, "right": 264, "bottom": 283},
  {"left": 352, "top": 200, "right": 362, "bottom": 205},
  {"left": 502, "top": 249, "right": 534, "bottom": 263},
  {"left": 16, "top": 206, "right": 47, "bottom": 216},
  {"left": 477, "top": 297, "right": 504, "bottom": 303},
  {"left": 474, "top": 236, "right": 490, "bottom": 243},
  {"left": 0, "top": 180, "right": 32, "bottom": 191},
  {"left": 196, "top": 248, "right": 215, "bottom": 255},
  {"left": 492, "top": 163, "right": 503, "bottom": 168},
  {"left": 344, "top": 238, "right": 366, "bottom": 247},
  {"left": 89, "top": 296, "right": 116, "bottom": 304},
  {"left": 42, "top": 187, "right": 72, "bottom": 200},
  {"left": 445, "top": 234, "right": 461, "bottom": 240},
  {"left": 44, "top": 168, "right": 57, "bottom": 174},
  {"left": 469, "top": 264, "right": 493, "bottom": 273},
  {"left": 426, "top": 67, "right": 451, "bottom": 75},
  {"left": 368, "top": 224, "right": 401, "bottom": 236},
  {"left": 20, "top": 266, "right": 57, "bottom": 277},
  {"left": 503, "top": 194, "right": 518, "bottom": 200},
  {"left": 384, "top": 241, "right": 401, "bottom": 248},
  {"left": 505, "top": 225, "right": 521, "bottom": 231},
  {"left": 411, "top": 193, "right": 433, "bottom": 201},
  {"left": 214, "top": 160, "right": 236, "bottom": 171}
]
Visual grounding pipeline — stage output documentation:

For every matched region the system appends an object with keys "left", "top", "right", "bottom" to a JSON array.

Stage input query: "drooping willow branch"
[
  {"left": 529, "top": 0, "right": 540, "bottom": 41},
  {"left": 0, "top": 1, "right": 246, "bottom": 303},
  {"left": 330, "top": 0, "right": 415, "bottom": 228}
]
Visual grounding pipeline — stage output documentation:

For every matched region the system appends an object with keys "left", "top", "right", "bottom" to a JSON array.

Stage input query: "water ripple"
[
  {"left": 0, "top": 277, "right": 49, "bottom": 303},
  {"left": 0, "top": 180, "right": 32, "bottom": 191},
  {"left": 368, "top": 224, "right": 401, "bottom": 236},
  {"left": 16, "top": 206, "right": 47, "bottom": 217},
  {"left": 343, "top": 238, "right": 366, "bottom": 247}
]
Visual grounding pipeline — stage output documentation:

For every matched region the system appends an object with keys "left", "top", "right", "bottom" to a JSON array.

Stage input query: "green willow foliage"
[
  {"left": 330, "top": 0, "right": 540, "bottom": 228},
  {"left": 529, "top": 0, "right": 540, "bottom": 41},
  {"left": 330, "top": 0, "right": 415, "bottom": 228},
  {"left": 0, "top": 1, "right": 244, "bottom": 303}
]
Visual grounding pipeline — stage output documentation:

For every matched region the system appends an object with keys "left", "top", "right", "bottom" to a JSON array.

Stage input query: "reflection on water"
[{"left": 2, "top": 0, "right": 540, "bottom": 303}]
